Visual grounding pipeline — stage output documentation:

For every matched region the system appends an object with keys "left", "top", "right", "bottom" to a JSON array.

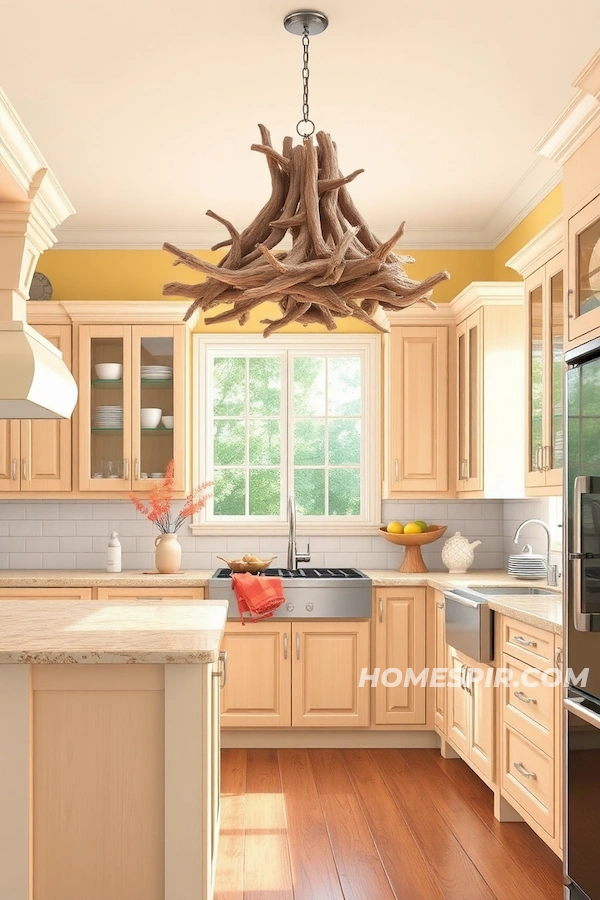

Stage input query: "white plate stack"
[
  {"left": 93, "top": 406, "right": 123, "bottom": 429},
  {"left": 508, "top": 545, "right": 547, "bottom": 579},
  {"left": 141, "top": 365, "right": 173, "bottom": 381}
]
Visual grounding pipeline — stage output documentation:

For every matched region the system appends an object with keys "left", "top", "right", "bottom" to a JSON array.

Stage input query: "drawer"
[
  {"left": 502, "top": 654, "right": 554, "bottom": 756},
  {"left": 502, "top": 725, "right": 554, "bottom": 837},
  {"left": 502, "top": 617, "right": 555, "bottom": 670},
  {"left": 0, "top": 587, "right": 93, "bottom": 600}
]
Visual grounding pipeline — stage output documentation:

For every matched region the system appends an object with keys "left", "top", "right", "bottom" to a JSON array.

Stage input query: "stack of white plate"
[
  {"left": 141, "top": 365, "right": 173, "bottom": 381},
  {"left": 508, "top": 545, "right": 547, "bottom": 579},
  {"left": 93, "top": 406, "right": 123, "bottom": 429}
]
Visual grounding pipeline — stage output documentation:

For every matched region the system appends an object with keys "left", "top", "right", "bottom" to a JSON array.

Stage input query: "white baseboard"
[{"left": 221, "top": 729, "right": 441, "bottom": 749}]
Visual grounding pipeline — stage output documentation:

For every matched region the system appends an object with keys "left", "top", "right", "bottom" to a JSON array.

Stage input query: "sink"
[
  {"left": 208, "top": 566, "right": 373, "bottom": 618},
  {"left": 467, "top": 586, "right": 556, "bottom": 596}
]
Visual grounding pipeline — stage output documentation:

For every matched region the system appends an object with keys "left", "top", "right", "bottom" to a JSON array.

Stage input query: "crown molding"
[
  {"left": 383, "top": 303, "right": 455, "bottom": 327},
  {"left": 574, "top": 48, "right": 600, "bottom": 101},
  {"left": 60, "top": 300, "right": 193, "bottom": 325},
  {"left": 505, "top": 216, "right": 564, "bottom": 277},
  {"left": 0, "top": 88, "right": 74, "bottom": 226},
  {"left": 448, "top": 281, "right": 524, "bottom": 321}
]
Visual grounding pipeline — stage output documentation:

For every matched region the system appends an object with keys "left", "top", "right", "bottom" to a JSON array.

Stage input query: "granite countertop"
[
  {"left": 0, "top": 568, "right": 562, "bottom": 633},
  {"left": 0, "top": 599, "right": 228, "bottom": 664}
]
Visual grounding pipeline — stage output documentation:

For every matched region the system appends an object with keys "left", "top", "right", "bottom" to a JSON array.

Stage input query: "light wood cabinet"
[
  {"left": 386, "top": 323, "right": 449, "bottom": 495},
  {"left": 95, "top": 587, "right": 205, "bottom": 601},
  {"left": 78, "top": 323, "right": 187, "bottom": 493},
  {"left": 499, "top": 614, "right": 562, "bottom": 855},
  {"left": 0, "top": 587, "right": 93, "bottom": 600},
  {"left": 447, "top": 646, "right": 495, "bottom": 781},
  {"left": 433, "top": 589, "right": 446, "bottom": 733},
  {"left": 507, "top": 221, "right": 564, "bottom": 496},
  {"left": 523, "top": 254, "right": 564, "bottom": 493},
  {"left": 567, "top": 193, "right": 600, "bottom": 346},
  {"left": 220, "top": 621, "right": 292, "bottom": 728},
  {"left": 451, "top": 283, "right": 525, "bottom": 498},
  {"left": 0, "top": 324, "right": 72, "bottom": 493},
  {"left": 374, "top": 587, "right": 427, "bottom": 724},
  {"left": 220, "top": 619, "right": 370, "bottom": 729}
]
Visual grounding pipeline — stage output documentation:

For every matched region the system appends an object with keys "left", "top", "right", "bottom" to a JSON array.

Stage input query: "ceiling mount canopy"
[{"left": 163, "top": 10, "right": 450, "bottom": 336}]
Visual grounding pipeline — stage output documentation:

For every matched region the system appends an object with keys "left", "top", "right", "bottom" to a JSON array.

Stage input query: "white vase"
[{"left": 154, "top": 532, "right": 182, "bottom": 574}]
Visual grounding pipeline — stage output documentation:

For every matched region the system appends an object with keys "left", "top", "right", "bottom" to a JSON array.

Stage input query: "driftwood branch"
[{"left": 163, "top": 127, "right": 450, "bottom": 334}]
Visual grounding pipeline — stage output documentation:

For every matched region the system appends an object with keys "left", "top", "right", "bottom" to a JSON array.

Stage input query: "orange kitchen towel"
[{"left": 231, "top": 573, "right": 285, "bottom": 624}]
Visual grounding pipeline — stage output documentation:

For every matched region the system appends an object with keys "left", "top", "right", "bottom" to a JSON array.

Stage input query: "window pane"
[
  {"left": 249, "top": 468, "right": 280, "bottom": 515},
  {"left": 249, "top": 420, "right": 280, "bottom": 465},
  {"left": 329, "top": 420, "right": 360, "bottom": 465},
  {"left": 295, "top": 469, "right": 325, "bottom": 515},
  {"left": 328, "top": 356, "right": 361, "bottom": 415},
  {"left": 248, "top": 357, "right": 281, "bottom": 415},
  {"left": 293, "top": 357, "right": 325, "bottom": 416},
  {"left": 213, "top": 357, "right": 245, "bottom": 416},
  {"left": 213, "top": 469, "right": 246, "bottom": 516},
  {"left": 214, "top": 419, "right": 245, "bottom": 466},
  {"left": 294, "top": 420, "right": 325, "bottom": 465},
  {"left": 328, "top": 469, "right": 360, "bottom": 515}
]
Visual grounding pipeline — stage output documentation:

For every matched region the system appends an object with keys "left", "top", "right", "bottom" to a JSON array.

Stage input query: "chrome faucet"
[
  {"left": 287, "top": 496, "right": 311, "bottom": 571},
  {"left": 513, "top": 518, "right": 558, "bottom": 587}
]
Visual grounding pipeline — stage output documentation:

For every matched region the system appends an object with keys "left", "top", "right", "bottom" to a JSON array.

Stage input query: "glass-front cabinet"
[
  {"left": 78, "top": 324, "right": 186, "bottom": 492},
  {"left": 455, "top": 308, "right": 482, "bottom": 493},
  {"left": 524, "top": 252, "right": 564, "bottom": 492},
  {"left": 568, "top": 194, "right": 600, "bottom": 346}
]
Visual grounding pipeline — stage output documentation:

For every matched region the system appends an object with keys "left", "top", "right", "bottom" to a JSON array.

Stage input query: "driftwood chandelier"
[{"left": 163, "top": 10, "right": 450, "bottom": 336}]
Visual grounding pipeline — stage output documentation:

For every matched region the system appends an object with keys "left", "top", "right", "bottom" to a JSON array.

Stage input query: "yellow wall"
[
  {"left": 492, "top": 184, "right": 562, "bottom": 280},
  {"left": 37, "top": 183, "right": 561, "bottom": 331}
]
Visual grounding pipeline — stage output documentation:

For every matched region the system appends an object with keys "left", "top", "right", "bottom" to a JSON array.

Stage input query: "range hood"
[{"left": 0, "top": 87, "right": 77, "bottom": 419}]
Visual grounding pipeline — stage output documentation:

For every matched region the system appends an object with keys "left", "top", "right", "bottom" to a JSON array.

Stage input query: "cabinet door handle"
[
  {"left": 513, "top": 761, "right": 537, "bottom": 780},
  {"left": 544, "top": 444, "right": 551, "bottom": 472},
  {"left": 283, "top": 632, "right": 288, "bottom": 660},
  {"left": 378, "top": 597, "right": 383, "bottom": 623},
  {"left": 536, "top": 445, "right": 543, "bottom": 472},
  {"left": 394, "top": 458, "right": 399, "bottom": 482},
  {"left": 459, "top": 459, "right": 465, "bottom": 481},
  {"left": 296, "top": 632, "right": 300, "bottom": 660},
  {"left": 436, "top": 602, "right": 444, "bottom": 609},
  {"left": 134, "top": 458, "right": 139, "bottom": 480},
  {"left": 123, "top": 458, "right": 129, "bottom": 479},
  {"left": 212, "top": 649, "right": 227, "bottom": 688},
  {"left": 555, "top": 647, "right": 563, "bottom": 669},
  {"left": 22, "top": 459, "right": 27, "bottom": 481},
  {"left": 514, "top": 690, "right": 537, "bottom": 705},
  {"left": 464, "top": 458, "right": 470, "bottom": 481},
  {"left": 11, "top": 458, "right": 17, "bottom": 480},
  {"left": 465, "top": 666, "right": 472, "bottom": 694},
  {"left": 514, "top": 635, "right": 537, "bottom": 648},
  {"left": 460, "top": 663, "right": 466, "bottom": 691}
]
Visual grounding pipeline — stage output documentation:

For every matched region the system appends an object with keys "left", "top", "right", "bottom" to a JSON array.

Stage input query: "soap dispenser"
[{"left": 107, "top": 531, "right": 122, "bottom": 573}]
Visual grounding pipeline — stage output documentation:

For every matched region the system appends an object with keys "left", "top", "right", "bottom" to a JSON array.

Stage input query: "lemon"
[
  {"left": 403, "top": 522, "right": 423, "bottom": 534},
  {"left": 386, "top": 521, "right": 404, "bottom": 534},
  {"left": 414, "top": 520, "right": 428, "bottom": 532}
]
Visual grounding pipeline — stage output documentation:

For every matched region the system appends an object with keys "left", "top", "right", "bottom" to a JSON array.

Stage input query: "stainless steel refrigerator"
[{"left": 564, "top": 336, "right": 600, "bottom": 900}]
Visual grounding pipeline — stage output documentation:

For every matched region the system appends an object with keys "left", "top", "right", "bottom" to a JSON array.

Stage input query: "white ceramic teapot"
[{"left": 441, "top": 532, "right": 482, "bottom": 574}]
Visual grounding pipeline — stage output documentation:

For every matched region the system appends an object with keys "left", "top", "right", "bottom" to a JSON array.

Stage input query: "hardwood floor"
[{"left": 215, "top": 747, "right": 563, "bottom": 900}]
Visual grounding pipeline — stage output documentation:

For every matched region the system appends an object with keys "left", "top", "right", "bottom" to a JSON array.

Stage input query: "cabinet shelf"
[{"left": 92, "top": 379, "right": 174, "bottom": 388}]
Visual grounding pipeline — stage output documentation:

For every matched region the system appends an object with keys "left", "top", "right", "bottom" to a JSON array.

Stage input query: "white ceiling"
[{"left": 1, "top": 0, "right": 599, "bottom": 249}]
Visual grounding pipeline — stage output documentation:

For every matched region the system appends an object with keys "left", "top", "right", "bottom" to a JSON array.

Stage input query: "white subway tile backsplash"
[
  {"left": 10, "top": 519, "right": 42, "bottom": 536},
  {"left": 26, "top": 536, "right": 59, "bottom": 553},
  {"left": 0, "top": 496, "right": 556, "bottom": 572},
  {"left": 59, "top": 536, "right": 92, "bottom": 553},
  {"left": 2, "top": 537, "right": 26, "bottom": 552},
  {"left": 60, "top": 504, "right": 94, "bottom": 519},
  {"left": 43, "top": 520, "right": 76, "bottom": 537},
  {"left": 9, "top": 553, "right": 42, "bottom": 569},
  {"left": 43, "top": 553, "right": 76, "bottom": 569}
]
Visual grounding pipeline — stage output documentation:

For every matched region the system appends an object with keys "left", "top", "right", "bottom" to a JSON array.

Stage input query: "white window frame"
[{"left": 190, "top": 333, "right": 381, "bottom": 535}]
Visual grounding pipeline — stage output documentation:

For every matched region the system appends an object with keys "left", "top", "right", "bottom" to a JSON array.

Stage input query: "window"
[{"left": 192, "top": 334, "right": 380, "bottom": 534}]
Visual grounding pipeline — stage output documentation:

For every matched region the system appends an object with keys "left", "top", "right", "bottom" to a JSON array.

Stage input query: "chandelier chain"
[{"left": 297, "top": 25, "right": 315, "bottom": 139}]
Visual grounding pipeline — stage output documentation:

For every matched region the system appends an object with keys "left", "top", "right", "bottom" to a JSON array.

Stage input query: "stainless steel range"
[{"left": 208, "top": 567, "right": 372, "bottom": 618}]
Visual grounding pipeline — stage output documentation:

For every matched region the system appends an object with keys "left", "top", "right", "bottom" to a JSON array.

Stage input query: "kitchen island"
[{"left": 0, "top": 598, "right": 228, "bottom": 900}]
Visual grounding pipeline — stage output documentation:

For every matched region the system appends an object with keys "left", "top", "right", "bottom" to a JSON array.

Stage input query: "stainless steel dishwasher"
[{"left": 443, "top": 587, "right": 493, "bottom": 663}]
